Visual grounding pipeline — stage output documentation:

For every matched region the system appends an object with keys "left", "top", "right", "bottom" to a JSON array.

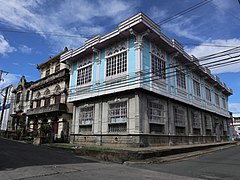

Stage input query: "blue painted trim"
[
  {"left": 100, "top": 49, "right": 105, "bottom": 85},
  {"left": 142, "top": 38, "right": 150, "bottom": 86}
]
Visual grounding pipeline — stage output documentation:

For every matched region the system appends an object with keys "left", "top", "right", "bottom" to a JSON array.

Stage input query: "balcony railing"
[{"left": 26, "top": 103, "right": 67, "bottom": 116}]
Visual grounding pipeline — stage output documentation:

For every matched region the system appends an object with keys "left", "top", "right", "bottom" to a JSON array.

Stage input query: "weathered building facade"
[
  {"left": 27, "top": 48, "right": 73, "bottom": 142},
  {"left": 62, "top": 13, "right": 232, "bottom": 147},
  {"left": 10, "top": 76, "right": 33, "bottom": 137}
]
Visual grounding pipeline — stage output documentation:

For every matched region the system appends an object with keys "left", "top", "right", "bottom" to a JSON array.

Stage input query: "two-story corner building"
[
  {"left": 61, "top": 13, "right": 232, "bottom": 147},
  {"left": 10, "top": 76, "right": 33, "bottom": 136},
  {"left": 26, "top": 47, "right": 73, "bottom": 142},
  {"left": 0, "top": 84, "right": 16, "bottom": 132}
]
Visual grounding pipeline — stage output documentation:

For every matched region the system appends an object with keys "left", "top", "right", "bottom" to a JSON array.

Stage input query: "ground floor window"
[
  {"left": 193, "top": 128, "right": 201, "bottom": 135},
  {"left": 108, "top": 101, "right": 128, "bottom": 132},
  {"left": 174, "top": 107, "right": 186, "bottom": 127},
  {"left": 108, "top": 123, "right": 127, "bottom": 132},
  {"left": 206, "top": 129, "right": 212, "bottom": 135},
  {"left": 148, "top": 100, "right": 166, "bottom": 124},
  {"left": 79, "top": 106, "right": 94, "bottom": 132},
  {"left": 79, "top": 125, "right": 92, "bottom": 132},
  {"left": 149, "top": 123, "right": 165, "bottom": 134},
  {"left": 175, "top": 126, "right": 186, "bottom": 135}
]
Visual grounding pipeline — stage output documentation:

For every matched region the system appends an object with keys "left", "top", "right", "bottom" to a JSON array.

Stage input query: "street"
[
  {"left": 130, "top": 144, "right": 240, "bottom": 179},
  {"left": 0, "top": 138, "right": 201, "bottom": 180}
]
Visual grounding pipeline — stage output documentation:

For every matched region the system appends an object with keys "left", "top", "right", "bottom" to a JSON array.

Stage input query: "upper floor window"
[
  {"left": 55, "top": 62, "right": 60, "bottom": 73},
  {"left": 215, "top": 93, "right": 220, "bottom": 106},
  {"left": 77, "top": 56, "right": 92, "bottom": 86},
  {"left": 193, "top": 74, "right": 200, "bottom": 97},
  {"left": 151, "top": 43, "right": 166, "bottom": 79},
  {"left": 148, "top": 100, "right": 166, "bottom": 124},
  {"left": 222, "top": 97, "right": 226, "bottom": 109},
  {"left": 54, "top": 85, "right": 61, "bottom": 104},
  {"left": 45, "top": 66, "right": 50, "bottom": 77},
  {"left": 44, "top": 89, "right": 51, "bottom": 106},
  {"left": 106, "top": 41, "right": 127, "bottom": 78},
  {"left": 205, "top": 87, "right": 211, "bottom": 102},
  {"left": 26, "top": 91, "right": 30, "bottom": 101},
  {"left": 16, "top": 92, "right": 21, "bottom": 104},
  {"left": 176, "top": 69, "right": 186, "bottom": 90}
]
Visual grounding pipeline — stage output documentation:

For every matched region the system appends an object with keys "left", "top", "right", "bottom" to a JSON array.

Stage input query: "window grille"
[
  {"left": 176, "top": 69, "right": 186, "bottom": 89},
  {"left": 215, "top": 93, "right": 220, "bottom": 106},
  {"left": 193, "top": 79, "right": 201, "bottom": 97},
  {"left": 204, "top": 115, "right": 212, "bottom": 129},
  {"left": 192, "top": 111, "right": 200, "bottom": 128},
  {"left": 149, "top": 124, "right": 165, "bottom": 134},
  {"left": 174, "top": 107, "right": 185, "bottom": 127},
  {"left": 106, "top": 51, "right": 127, "bottom": 77},
  {"left": 148, "top": 101, "right": 165, "bottom": 124},
  {"left": 151, "top": 54, "right": 165, "bottom": 79},
  {"left": 79, "top": 106, "right": 94, "bottom": 125},
  {"left": 77, "top": 65, "right": 92, "bottom": 86},
  {"left": 108, "top": 101, "right": 127, "bottom": 132},
  {"left": 205, "top": 87, "right": 211, "bottom": 102},
  {"left": 222, "top": 97, "right": 226, "bottom": 109}
]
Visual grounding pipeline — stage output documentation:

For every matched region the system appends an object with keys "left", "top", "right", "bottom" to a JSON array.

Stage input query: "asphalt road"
[
  {"left": 130, "top": 144, "right": 240, "bottom": 180},
  {"left": 0, "top": 138, "right": 201, "bottom": 180}
]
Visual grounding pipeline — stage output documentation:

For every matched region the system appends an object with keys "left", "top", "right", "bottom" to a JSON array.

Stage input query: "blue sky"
[{"left": 0, "top": 0, "right": 239, "bottom": 113}]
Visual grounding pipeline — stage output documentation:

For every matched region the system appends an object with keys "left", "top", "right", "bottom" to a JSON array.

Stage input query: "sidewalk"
[{"left": 43, "top": 141, "right": 238, "bottom": 163}]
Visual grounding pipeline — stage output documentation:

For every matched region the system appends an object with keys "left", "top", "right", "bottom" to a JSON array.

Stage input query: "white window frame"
[
  {"left": 148, "top": 100, "right": 166, "bottom": 124},
  {"left": 174, "top": 106, "right": 186, "bottom": 127},
  {"left": 176, "top": 68, "right": 186, "bottom": 90},
  {"left": 79, "top": 106, "right": 94, "bottom": 125},
  {"left": 108, "top": 100, "right": 128, "bottom": 124},
  {"left": 192, "top": 74, "right": 201, "bottom": 97},
  {"left": 76, "top": 56, "right": 93, "bottom": 87},
  {"left": 215, "top": 93, "right": 220, "bottom": 106},
  {"left": 205, "top": 87, "right": 212, "bottom": 102},
  {"left": 150, "top": 43, "right": 166, "bottom": 81},
  {"left": 105, "top": 40, "right": 128, "bottom": 80}
]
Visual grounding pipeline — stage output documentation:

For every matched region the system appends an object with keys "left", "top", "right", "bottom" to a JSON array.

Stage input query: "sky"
[{"left": 0, "top": 0, "right": 239, "bottom": 114}]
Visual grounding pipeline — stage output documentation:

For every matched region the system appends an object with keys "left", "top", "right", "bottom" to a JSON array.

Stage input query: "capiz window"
[
  {"left": 106, "top": 41, "right": 127, "bottom": 78},
  {"left": 151, "top": 43, "right": 166, "bottom": 79},
  {"left": 79, "top": 106, "right": 94, "bottom": 125},
  {"left": 77, "top": 57, "right": 92, "bottom": 86},
  {"left": 148, "top": 101, "right": 165, "bottom": 124},
  {"left": 176, "top": 69, "right": 186, "bottom": 89},
  {"left": 109, "top": 101, "right": 128, "bottom": 123},
  {"left": 205, "top": 87, "right": 211, "bottom": 102}
]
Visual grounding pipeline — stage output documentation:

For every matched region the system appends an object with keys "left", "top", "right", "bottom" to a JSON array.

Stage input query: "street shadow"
[{"left": 0, "top": 138, "right": 97, "bottom": 171}]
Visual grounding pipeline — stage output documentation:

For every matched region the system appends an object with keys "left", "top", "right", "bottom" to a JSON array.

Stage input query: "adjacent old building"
[
  {"left": 10, "top": 76, "right": 33, "bottom": 137},
  {"left": 27, "top": 47, "right": 73, "bottom": 142},
  {"left": 61, "top": 13, "right": 232, "bottom": 147},
  {"left": 0, "top": 84, "right": 16, "bottom": 132}
]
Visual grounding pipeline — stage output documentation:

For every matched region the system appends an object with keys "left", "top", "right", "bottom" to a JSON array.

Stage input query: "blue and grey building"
[{"left": 61, "top": 13, "right": 232, "bottom": 147}]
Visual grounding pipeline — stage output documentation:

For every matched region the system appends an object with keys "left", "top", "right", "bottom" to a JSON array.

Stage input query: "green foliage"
[{"left": 40, "top": 124, "right": 52, "bottom": 135}]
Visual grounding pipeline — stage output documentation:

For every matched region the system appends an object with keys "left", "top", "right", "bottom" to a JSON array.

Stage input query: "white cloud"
[
  {"left": 19, "top": 45, "right": 32, "bottom": 54},
  {"left": 229, "top": 103, "right": 240, "bottom": 113},
  {"left": 0, "top": 73, "right": 20, "bottom": 89},
  {"left": 185, "top": 39, "right": 240, "bottom": 74},
  {"left": 12, "top": 62, "right": 19, "bottom": 66},
  {"left": 0, "top": 35, "right": 15, "bottom": 55},
  {"left": 162, "top": 16, "right": 204, "bottom": 42},
  {"left": 0, "top": 0, "right": 137, "bottom": 50}
]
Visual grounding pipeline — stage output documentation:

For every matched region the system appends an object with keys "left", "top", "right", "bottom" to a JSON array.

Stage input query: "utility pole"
[
  {"left": 0, "top": 86, "right": 9, "bottom": 129},
  {"left": 0, "top": 70, "right": 8, "bottom": 82}
]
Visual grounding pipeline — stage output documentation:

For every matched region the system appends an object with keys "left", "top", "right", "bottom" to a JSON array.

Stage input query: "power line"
[{"left": 158, "top": 0, "right": 212, "bottom": 25}]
